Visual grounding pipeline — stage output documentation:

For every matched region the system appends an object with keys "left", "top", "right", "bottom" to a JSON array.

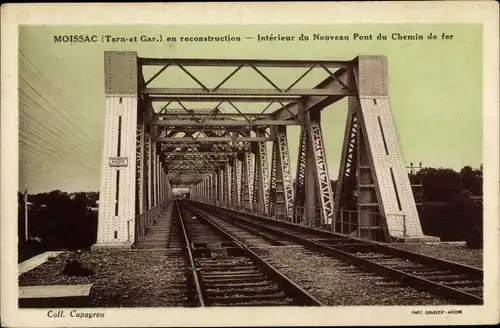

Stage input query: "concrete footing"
[{"left": 91, "top": 241, "right": 133, "bottom": 250}]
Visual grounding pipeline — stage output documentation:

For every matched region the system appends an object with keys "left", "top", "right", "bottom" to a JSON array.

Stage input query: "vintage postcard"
[{"left": 1, "top": 2, "right": 499, "bottom": 327}]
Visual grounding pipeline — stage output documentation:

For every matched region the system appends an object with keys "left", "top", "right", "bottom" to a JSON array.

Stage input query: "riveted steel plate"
[
  {"left": 105, "top": 51, "right": 138, "bottom": 95},
  {"left": 358, "top": 97, "right": 423, "bottom": 238},
  {"left": 96, "top": 96, "right": 138, "bottom": 245},
  {"left": 358, "top": 56, "right": 388, "bottom": 97}
]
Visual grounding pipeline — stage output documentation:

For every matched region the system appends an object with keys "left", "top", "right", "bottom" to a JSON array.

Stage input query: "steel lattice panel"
[
  {"left": 306, "top": 117, "right": 335, "bottom": 225},
  {"left": 145, "top": 133, "right": 152, "bottom": 210},
  {"left": 247, "top": 153, "right": 254, "bottom": 207},
  {"left": 334, "top": 99, "right": 358, "bottom": 211},
  {"left": 277, "top": 128, "right": 294, "bottom": 219},
  {"left": 293, "top": 127, "right": 308, "bottom": 209}
]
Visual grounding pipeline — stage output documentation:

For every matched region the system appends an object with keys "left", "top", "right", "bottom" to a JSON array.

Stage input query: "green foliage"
[
  {"left": 18, "top": 190, "right": 98, "bottom": 259},
  {"left": 410, "top": 165, "right": 483, "bottom": 202}
]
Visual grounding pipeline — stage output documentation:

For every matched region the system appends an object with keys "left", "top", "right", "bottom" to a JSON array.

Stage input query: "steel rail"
[
  {"left": 174, "top": 201, "right": 205, "bottom": 307},
  {"left": 191, "top": 201, "right": 483, "bottom": 305},
  {"left": 197, "top": 201, "right": 483, "bottom": 277},
  {"left": 192, "top": 207, "right": 286, "bottom": 247},
  {"left": 179, "top": 200, "right": 323, "bottom": 306}
]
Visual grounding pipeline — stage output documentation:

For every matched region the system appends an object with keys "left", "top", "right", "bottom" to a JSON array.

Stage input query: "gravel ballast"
[
  {"left": 259, "top": 246, "right": 453, "bottom": 306},
  {"left": 391, "top": 243, "right": 483, "bottom": 268},
  {"left": 18, "top": 250, "right": 191, "bottom": 307}
]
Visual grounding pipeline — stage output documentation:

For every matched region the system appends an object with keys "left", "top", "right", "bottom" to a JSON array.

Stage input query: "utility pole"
[
  {"left": 406, "top": 162, "right": 424, "bottom": 207},
  {"left": 406, "top": 162, "right": 423, "bottom": 175},
  {"left": 24, "top": 189, "right": 28, "bottom": 242}
]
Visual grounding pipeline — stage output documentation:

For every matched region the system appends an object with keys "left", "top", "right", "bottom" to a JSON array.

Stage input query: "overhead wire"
[{"left": 18, "top": 51, "right": 102, "bottom": 191}]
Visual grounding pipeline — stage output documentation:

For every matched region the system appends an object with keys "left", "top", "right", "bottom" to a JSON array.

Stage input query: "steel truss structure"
[{"left": 94, "top": 52, "right": 428, "bottom": 248}]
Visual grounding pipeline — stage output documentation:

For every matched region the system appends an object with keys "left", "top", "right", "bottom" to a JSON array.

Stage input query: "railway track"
[
  {"left": 174, "top": 200, "right": 322, "bottom": 306},
  {"left": 189, "top": 201, "right": 483, "bottom": 305}
]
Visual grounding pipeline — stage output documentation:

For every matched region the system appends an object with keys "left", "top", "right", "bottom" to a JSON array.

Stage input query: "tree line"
[{"left": 18, "top": 191, "right": 99, "bottom": 262}]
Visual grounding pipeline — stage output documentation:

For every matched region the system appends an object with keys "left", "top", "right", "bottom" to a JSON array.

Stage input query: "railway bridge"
[
  {"left": 94, "top": 51, "right": 436, "bottom": 249},
  {"left": 23, "top": 51, "right": 485, "bottom": 308}
]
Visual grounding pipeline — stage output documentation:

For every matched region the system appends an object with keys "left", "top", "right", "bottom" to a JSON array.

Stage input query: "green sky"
[{"left": 18, "top": 24, "right": 483, "bottom": 193}]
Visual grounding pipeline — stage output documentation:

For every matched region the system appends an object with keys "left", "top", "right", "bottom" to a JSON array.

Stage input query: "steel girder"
[
  {"left": 139, "top": 57, "right": 351, "bottom": 67},
  {"left": 156, "top": 136, "right": 272, "bottom": 143},
  {"left": 99, "top": 53, "right": 424, "bottom": 246},
  {"left": 135, "top": 110, "right": 146, "bottom": 215},
  {"left": 273, "top": 67, "right": 352, "bottom": 121},
  {"left": 251, "top": 129, "right": 269, "bottom": 215},
  {"left": 156, "top": 111, "right": 274, "bottom": 119},
  {"left": 143, "top": 87, "right": 351, "bottom": 97},
  {"left": 293, "top": 126, "right": 308, "bottom": 223},
  {"left": 222, "top": 164, "right": 230, "bottom": 206},
  {"left": 231, "top": 156, "right": 240, "bottom": 208},
  {"left": 218, "top": 167, "right": 224, "bottom": 204},
  {"left": 96, "top": 51, "right": 139, "bottom": 247},
  {"left": 152, "top": 144, "right": 157, "bottom": 207},
  {"left": 331, "top": 57, "right": 425, "bottom": 241},
  {"left": 154, "top": 119, "right": 299, "bottom": 127},
  {"left": 334, "top": 100, "right": 359, "bottom": 233},
  {"left": 246, "top": 152, "right": 254, "bottom": 208},
  {"left": 146, "top": 127, "right": 152, "bottom": 210},
  {"left": 239, "top": 154, "right": 251, "bottom": 210},
  {"left": 305, "top": 108, "right": 335, "bottom": 225},
  {"left": 268, "top": 126, "right": 294, "bottom": 220}
]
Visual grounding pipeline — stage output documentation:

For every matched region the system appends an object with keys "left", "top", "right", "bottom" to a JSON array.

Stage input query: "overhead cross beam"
[
  {"left": 142, "top": 88, "right": 352, "bottom": 97},
  {"left": 153, "top": 119, "right": 301, "bottom": 126},
  {"left": 139, "top": 57, "right": 352, "bottom": 68}
]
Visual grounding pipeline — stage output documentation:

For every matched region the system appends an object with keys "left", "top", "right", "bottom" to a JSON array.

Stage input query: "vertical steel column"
[
  {"left": 240, "top": 152, "right": 252, "bottom": 211},
  {"left": 203, "top": 177, "right": 207, "bottom": 202},
  {"left": 223, "top": 162, "right": 230, "bottom": 207},
  {"left": 156, "top": 155, "right": 160, "bottom": 205},
  {"left": 268, "top": 139, "right": 277, "bottom": 217},
  {"left": 209, "top": 175, "right": 213, "bottom": 203},
  {"left": 356, "top": 56, "right": 424, "bottom": 240},
  {"left": 357, "top": 127, "right": 378, "bottom": 239},
  {"left": 218, "top": 167, "right": 224, "bottom": 205},
  {"left": 158, "top": 165, "right": 162, "bottom": 204},
  {"left": 136, "top": 110, "right": 145, "bottom": 216},
  {"left": 151, "top": 144, "right": 157, "bottom": 207},
  {"left": 200, "top": 178, "right": 204, "bottom": 202},
  {"left": 305, "top": 139, "right": 317, "bottom": 227},
  {"left": 95, "top": 51, "right": 138, "bottom": 247},
  {"left": 205, "top": 176, "right": 209, "bottom": 203},
  {"left": 270, "top": 126, "right": 293, "bottom": 220},
  {"left": 212, "top": 172, "right": 218, "bottom": 204},
  {"left": 305, "top": 108, "right": 335, "bottom": 225},
  {"left": 247, "top": 152, "right": 254, "bottom": 208},
  {"left": 207, "top": 176, "right": 211, "bottom": 203},
  {"left": 145, "top": 131, "right": 152, "bottom": 210},
  {"left": 158, "top": 156, "right": 161, "bottom": 204},
  {"left": 293, "top": 126, "right": 307, "bottom": 224},
  {"left": 334, "top": 98, "right": 359, "bottom": 222},
  {"left": 231, "top": 156, "right": 240, "bottom": 209},
  {"left": 252, "top": 129, "right": 269, "bottom": 215},
  {"left": 155, "top": 153, "right": 160, "bottom": 207},
  {"left": 236, "top": 158, "right": 242, "bottom": 208},
  {"left": 161, "top": 166, "right": 165, "bottom": 204}
]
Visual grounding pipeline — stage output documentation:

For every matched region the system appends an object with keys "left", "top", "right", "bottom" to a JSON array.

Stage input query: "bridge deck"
[{"left": 136, "top": 201, "right": 174, "bottom": 249}]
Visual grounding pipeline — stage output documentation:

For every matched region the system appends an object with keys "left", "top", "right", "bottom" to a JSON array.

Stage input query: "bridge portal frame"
[{"left": 94, "top": 51, "right": 427, "bottom": 249}]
